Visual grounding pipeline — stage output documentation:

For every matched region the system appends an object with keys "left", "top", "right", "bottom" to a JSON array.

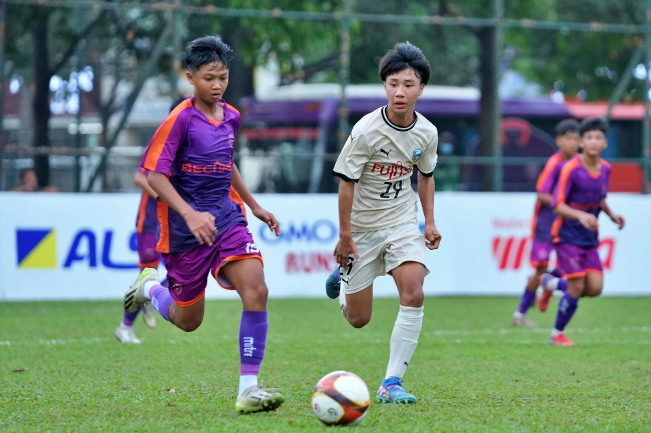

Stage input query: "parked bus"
[{"left": 239, "top": 84, "right": 645, "bottom": 193}]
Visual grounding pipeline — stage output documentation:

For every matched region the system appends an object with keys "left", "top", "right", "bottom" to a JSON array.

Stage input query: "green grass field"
[{"left": 1, "top": 297, "right": 650, "bottom": 432}]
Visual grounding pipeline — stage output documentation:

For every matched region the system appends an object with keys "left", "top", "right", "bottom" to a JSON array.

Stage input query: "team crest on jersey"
[{"left": 413, "top": 149, "right": 423, "bottom": 162}]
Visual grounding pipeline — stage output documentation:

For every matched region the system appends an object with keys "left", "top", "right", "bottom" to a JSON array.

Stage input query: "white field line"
[{"left": 1, "top": 327, "right": 650, "bottom": 347}]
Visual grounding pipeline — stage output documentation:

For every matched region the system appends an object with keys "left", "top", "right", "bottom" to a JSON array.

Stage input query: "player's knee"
[
  {"left": 400, "top": 286, "right": 424, "bottom": 308},
  {"left": 348, "top": 314, "right": 371, "bottom": 329},
  {"left": 178, "top": 316, "right": 203, "bottom": 332},
  {"left": 246, "top": 281, "right": 268, "bottom": 301},
  {"left": 585, "top": 285, "right": 603, "bottom": 297}
]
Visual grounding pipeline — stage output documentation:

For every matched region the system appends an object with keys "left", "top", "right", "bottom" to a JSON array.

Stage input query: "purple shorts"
[
  {"left": 529, "top": 240, "right": 554, "bottom": 268},
  {"left": 162, "top": 223, "right": 262, "bottom": 307},
  {"left": 555, "top": 243, "right": 602, "bottom": 279},
  {"left": 137, "top": 232, "right": 161, "bottom": 268}
]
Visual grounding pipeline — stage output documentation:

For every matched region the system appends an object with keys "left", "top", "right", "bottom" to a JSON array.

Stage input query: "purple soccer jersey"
[
  {"left": 139, "top": 98, "right": 246, "bottom": 253},
  {"left": 552, "top": 156, "right": 611, "bottom": 248}
]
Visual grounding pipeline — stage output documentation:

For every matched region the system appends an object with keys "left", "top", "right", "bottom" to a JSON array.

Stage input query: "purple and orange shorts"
[
  {"left": 162, "top": 223, "right": 262, "bottom": 307},
  {"left": 554, "top": 243, "right": 602, "bottom": 279},
  {"left": 529, "top": 239, "right": 554, "bottom": 268}
]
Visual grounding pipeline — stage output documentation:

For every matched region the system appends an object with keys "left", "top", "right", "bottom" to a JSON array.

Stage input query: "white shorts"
[{"left": 340, "top": 218, "right": 430, "bottom": 295}]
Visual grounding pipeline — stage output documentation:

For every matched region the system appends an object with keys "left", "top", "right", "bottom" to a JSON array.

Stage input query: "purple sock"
[
  {"left": 149, "top": 284, "right": 173, "bottom": 322},
  {"left": 554, "top": 292, "right": 578, "bottom": 331},
  {"left": 517, "top": 288, "right": 537, "bottom": 314},
  {"left": 550, "top": 268, "right": 562, "bottom": 278},
  {"left": 160, "top": 277, "right": 169, "bottom": 288},
  {"left": 122, "top": 306, "right": 141, "bottom": 326},
  {"left": 239, "top": 310, "right": 268, "bottom": 376},
  {"left": 557, "top": 278, "right": 568, "bottom": 293}
]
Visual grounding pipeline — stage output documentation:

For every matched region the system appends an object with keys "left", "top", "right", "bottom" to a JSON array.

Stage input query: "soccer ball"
[{"left": 312, "top": 371, "right": 370, "bottom": 426}]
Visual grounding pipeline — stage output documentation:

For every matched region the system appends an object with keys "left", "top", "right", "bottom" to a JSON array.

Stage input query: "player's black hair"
[
  {"left": 186, "top": 36, "right": 232, "bottom": 73},
  {"left": 379, "top": 42, "right": 431, "bottom": 85},
  {"left": 554, "top": 119, "right": 580, "bottom": 137},
  {"left": 579, "top": 117, "right": 608, "bottom": 137},
  {"left": 169, "top": 95, "right": 188, "bottom": 113}
]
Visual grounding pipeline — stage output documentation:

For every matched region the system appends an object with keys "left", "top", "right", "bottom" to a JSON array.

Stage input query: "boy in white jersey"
[{"left": 328, "top": 42, "right": 441, "bottom": 404}]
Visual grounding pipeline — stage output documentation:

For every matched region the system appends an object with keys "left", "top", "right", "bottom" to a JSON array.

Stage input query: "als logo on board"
[{"left": 15, "top": 228, "right": 140, "bottom": 270}]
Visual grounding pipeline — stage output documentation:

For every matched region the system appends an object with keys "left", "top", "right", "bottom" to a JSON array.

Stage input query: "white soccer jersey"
[{"left": 333, "top": 106, "right": 438, "bottom": 232}]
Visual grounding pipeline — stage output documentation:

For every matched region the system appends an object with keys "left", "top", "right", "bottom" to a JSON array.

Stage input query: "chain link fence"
[{"left": 2, "top": 0, "right": 650, "bottom": 193}]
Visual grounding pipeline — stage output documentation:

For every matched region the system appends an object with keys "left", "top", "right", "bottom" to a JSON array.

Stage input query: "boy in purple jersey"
[
  {"left": 543, "top": 117, "right": 625, "bottom": 346},
  {"left": 511, "top": 119, "right": 579, "bottom": 326},
  {"left": 122, "top": 36, "right": 285, "bottom": 412}
]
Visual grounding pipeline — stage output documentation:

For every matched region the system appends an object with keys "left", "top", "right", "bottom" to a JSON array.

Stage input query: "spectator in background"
[
  {"left": 11, "top": 169, "right": 58, "bottom": 193},
  {"left": 433, "top": 132, "right": 459, "bottom": 191}
]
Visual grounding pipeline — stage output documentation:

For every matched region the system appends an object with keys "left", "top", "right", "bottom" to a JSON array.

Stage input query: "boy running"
[
  {"left": 511, "top": 119, "right": 579, "bottom": 326},
  {"left": 123, "top": 36, "right": 284, "bottom": 412},
  {"left": 543, "top": 117, "right": 625, "bottom": 346},
  {"left": 330, "top": 42, "right": 441, "bottom": 404}
]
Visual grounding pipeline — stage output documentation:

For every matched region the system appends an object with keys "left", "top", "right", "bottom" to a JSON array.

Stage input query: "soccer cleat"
[
  {"left": 511, "top": 314, "right": 537, "bottom": 327},
  {"left": 235, "top": 382, "right": 285, "bottom": 413},
  {"left": 124, "top": 268, "right": 159, "bottom": 314},
  {"left": 538, "top": 274, "right": 555, "bottom": 312},
  {"left": 376, "top": 377, "right": 417, "bottom": 404},
  {"left": 325, "top": 267, "right": 341, "bottom": 299},
  {"left": 115, "top": 326, "right": 141, "bottom": 344},
  {"left": 549, "top": 333, "right": 575, "bottom": 347},
  {"left": 537, "top": 290, "right": 554, "bottom": 313},
  {"left": 142, "top": 303, "right": 156, "bottom": 328}
]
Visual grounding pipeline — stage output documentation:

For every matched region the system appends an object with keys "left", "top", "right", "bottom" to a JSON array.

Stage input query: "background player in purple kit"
[
  {"left": 122, "top": 36, "right": 285, "bottom": 413},
  {"left": 114, "top": 168, "right": 161, "bottom": 343},
  {"left": 511, "top": 119, "right": 579, "bottom": 326},
  {"left": 543, "top": 117, "right": 625, "bottom": 346}
]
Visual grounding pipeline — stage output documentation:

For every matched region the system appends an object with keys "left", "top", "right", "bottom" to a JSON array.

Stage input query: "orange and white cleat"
[{"left": 549, "top": 333, "right": 575, "bottom": 347}]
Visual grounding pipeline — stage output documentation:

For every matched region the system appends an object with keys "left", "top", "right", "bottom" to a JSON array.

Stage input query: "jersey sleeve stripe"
[
  {"left": 229, "top": 187, "right": 247, "bottom": 219},
  {"left": 144, "top": 100, "right": 192, "bottom": 171},
  {"left": 417, "top": 167, "right": 434, "bottom": 177},
  {"left": 226, "top": 103, "right": 241, "bottom": 115},
  {"left": 156, "top": 199, "right": 170, "bottom": 254},
  {"left": 555, "top": 158, "right": 580, "bottom": 206},
  {"left": 333, "top": 170, "right": 359, "bottom": 183},
  {"left": 551, "top": 216, "right": 563, "bottom": 244},
  {"left": 535, "top": 154, "right": 561, "bottom": 193}
]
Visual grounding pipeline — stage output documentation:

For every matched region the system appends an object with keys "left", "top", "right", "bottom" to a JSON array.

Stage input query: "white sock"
[
  {"left": 551, "top": 328, "right": 563, "bottom": 337},
  {"left": 143, "top": 280, "right": 159, "bottom": 299},
  {"left": 118, "top": 322, "right": 132, "bottom": 330},
  {"left": 385, "top": 305, "right": 424, "bottom": 380},
  {"left": 238, "top": 375, "right": 258, "bottom": 396},
  {"left": 339, "top": 287, "right": 347, "bottom": 319},
  {"left": 513, "top": 311, "right": 524, "bottom": 318},
  {"left": 546, "top": 277, "right": 559, "bottom": 291}
]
